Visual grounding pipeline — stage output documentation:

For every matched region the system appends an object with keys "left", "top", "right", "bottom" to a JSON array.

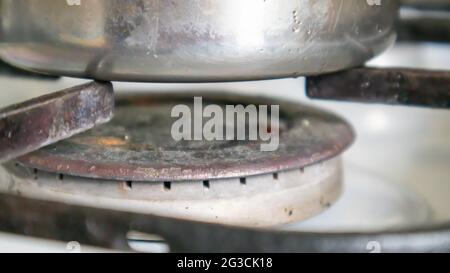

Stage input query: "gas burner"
[
  {"left": 16, "top": 94, "right": 354, "bottom": 181},
  {"left": 2, "top": 94, "right": 353, "bottom": 226}
]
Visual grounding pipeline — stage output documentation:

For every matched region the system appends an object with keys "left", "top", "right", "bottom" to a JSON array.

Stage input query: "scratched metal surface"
[
  {"left": 0, "top": 81, "right": 114, "bottom": 163},
  {"left": 0, "top": 0, "right": 398, "bottom": 81}
]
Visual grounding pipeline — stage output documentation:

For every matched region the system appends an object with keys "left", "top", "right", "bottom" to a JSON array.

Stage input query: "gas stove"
[{"left": 0, "top": 1, "right": 449, "bottom": 253}]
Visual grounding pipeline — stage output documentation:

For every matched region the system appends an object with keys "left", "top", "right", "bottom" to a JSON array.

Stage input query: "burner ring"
[
  {"left": 2, "top": 157, "right": 343, "bottom": 227},
  {"left": 17, "top": 93, "right": 354, "bottom": 182}
]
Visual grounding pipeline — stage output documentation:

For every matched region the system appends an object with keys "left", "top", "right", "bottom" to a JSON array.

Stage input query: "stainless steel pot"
[{"left": 0, "top": 0, "right": 399, "bottom": 82}]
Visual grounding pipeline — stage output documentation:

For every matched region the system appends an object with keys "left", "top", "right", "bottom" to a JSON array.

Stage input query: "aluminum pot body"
[{"left": 0, "top": 0, "right": 398, "bottom": 82}]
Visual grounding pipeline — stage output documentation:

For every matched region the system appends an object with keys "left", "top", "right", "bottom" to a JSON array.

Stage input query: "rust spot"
[{"left": 96, "top": 137, "right": 128, "bottom": 147}]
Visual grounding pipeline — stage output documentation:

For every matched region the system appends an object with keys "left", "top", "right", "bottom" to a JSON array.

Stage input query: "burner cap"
[{"left": 17, "top": 93, "right": 354, "bottom": 182}]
